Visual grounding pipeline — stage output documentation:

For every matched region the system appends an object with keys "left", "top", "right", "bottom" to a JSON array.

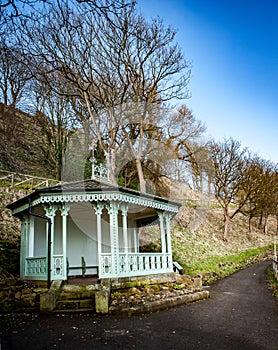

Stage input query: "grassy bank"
[
  {"left": 267, "top": 265, "right": 278, "bottom": 299},
  {"left": 171, "top": 204, "right": 276, "bottom": 284},
  {"left": 178, "top": 245, "right": 271, "bottom": 284}
]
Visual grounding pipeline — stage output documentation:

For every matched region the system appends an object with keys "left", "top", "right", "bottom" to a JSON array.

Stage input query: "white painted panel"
[
  {"left": 34, "top": 216, "right": 46, "bottom": 257},
  {"left": 67, "top": 204, "right": 98, "bottom": 270},
  {"left": 29, "top": 216, "right": 34, "bottom": 257},
  {"left": 54, "top": 211, "right": 62, "bottom": 254}
]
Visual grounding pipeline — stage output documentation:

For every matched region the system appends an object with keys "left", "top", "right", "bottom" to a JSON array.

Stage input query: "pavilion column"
[
  {"left": 133, "top": 229, "right": 137, "bottom": 252},
  {"left": 93, "top": 203, "right": 104, "bottom": 276},
  {"left": 158, "top": 211, "right": 168, "bottom": 271},
  {"left": 44, "top": 204, "right": 58, "bottom": 280},
  {"left": 107, "top": 202, "right": 120, "bottom": 276},
  {"left": 158, "top": 211, "right": 166, "bottom": 254},
  {"left": 164, "top": 212, "right": 173, "bottom": 269},
  {"left": 121, "top": 204, "right": 129, "bottom": 254},
  {"left": 61, "top": 203, "right": 70, "bottom": 280},
  {"left": 28, "top": 216, "right": 34, "bottom": 257},
  {"left": 21, "top": 215, "right": 28, "bottom": 278}
]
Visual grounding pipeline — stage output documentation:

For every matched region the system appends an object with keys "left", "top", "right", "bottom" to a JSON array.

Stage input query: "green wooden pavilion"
[{"left": 7, "top": 176, "right": 180, "bottom": 285}]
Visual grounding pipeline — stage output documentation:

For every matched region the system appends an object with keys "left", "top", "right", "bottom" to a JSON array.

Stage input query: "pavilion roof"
[{"left": 7, "top": 179, "right": 181, "bottom": 213}]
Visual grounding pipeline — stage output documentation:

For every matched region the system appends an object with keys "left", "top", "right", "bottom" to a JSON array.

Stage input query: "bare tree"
[
  {"left": 31, "top": 78, "right": 77, "bottom": 180},
  {"left": 0, "top": 42, "right": 33, "bottom": 108},
  {"left": 209, "top": 138, "right": 251, "bottom": 240},
  {"left": 256, "top": 163, "right": 277, "bottom": 234},
  {"left": 239, "top": 156, "right": 266, "bottom": 234},
  {"left": 164, "top": 105, "right": 207, "bottom": 189},
  {"left": 15, "top": 1, "right": 190, "bottom": 191},
  {"left": 238, "top": 157, "right": 278, "bottom": 236},
  {"left": 0, "top": 0, "right": 133, "bottom": 23}
]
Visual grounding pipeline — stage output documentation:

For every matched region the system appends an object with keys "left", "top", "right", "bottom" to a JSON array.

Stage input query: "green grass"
[
  {"left": 267, "top": 265, "right": 278, "bottom": 299},
  {"left": 172, "top": 222, "right": 273, "bottom": 284},
  {"left": 187, "top": 246, "right": 271, "bottom": 284},
  {"left": 171, "top": 202, "right": 276, "bottom": 284}
]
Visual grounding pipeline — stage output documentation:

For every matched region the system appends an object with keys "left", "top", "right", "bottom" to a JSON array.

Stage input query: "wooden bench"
[
  {"left": 67, "top": 257, "right": 98, "bottom": 277},
  {"left": 173, "top": 261, "right": 183, "bottom": 274}
]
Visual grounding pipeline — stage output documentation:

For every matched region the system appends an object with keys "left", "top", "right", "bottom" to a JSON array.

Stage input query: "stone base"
[
  {"left": 40, "top": 280, "right": 63, "bottom": 312},
  {"left": 40, "top": 292, "right": 55, "bottom": 312},
  {"left": 109, "top": 290, "right": 210, "bottom": 315},
  {"left": 95, "top": 290, "right": 109, "bottom": 314}
]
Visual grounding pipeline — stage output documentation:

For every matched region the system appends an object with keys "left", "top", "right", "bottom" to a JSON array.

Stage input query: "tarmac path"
[{"left": 0, "top": 261, "right": 277, "bottom": 350}]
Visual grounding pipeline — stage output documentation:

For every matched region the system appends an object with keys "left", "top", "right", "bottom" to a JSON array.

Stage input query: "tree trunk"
[
  {"left": 223, "top": 211, "right": 230, "bottom": 241},
  {"left": 207, "top": 176, "right": 212, "bottom": 196},
  {"left": 109, "top": 148, "right": 117, "bottom": 184},
  {"left": 263, "top": 214, "right": 269, "bottom": 235},
  {"left": 248, "top": 215, "right": 253, "bottom": 235},
  {"left": 199, "top": 172, "right": 203, "bottom": 193},
  {"left": 135, "top": 157, "right": 146, "bottom": 193},
  {"left": 258, "top": 212, "right": 263, "bottom": 229}
]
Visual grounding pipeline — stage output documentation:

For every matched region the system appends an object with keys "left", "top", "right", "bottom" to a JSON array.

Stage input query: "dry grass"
[{"left": 171, "top": 203, "right": 275, "bottom": 280}]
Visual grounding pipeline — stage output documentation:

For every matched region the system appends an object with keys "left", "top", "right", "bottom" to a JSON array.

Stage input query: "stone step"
[
  {"left": 56, "top": 298, "right": 95, "bottom": 310},
  {"left": 53, "top": 307, "right": 95, "bottom": 314},
  {"left": 59, "top": 290, "right": 96, "bottom": 300}
]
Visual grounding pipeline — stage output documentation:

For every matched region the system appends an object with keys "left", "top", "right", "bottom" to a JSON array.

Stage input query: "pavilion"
[{"left": 7, "top": 175, "right": 181, "bottom": 285}]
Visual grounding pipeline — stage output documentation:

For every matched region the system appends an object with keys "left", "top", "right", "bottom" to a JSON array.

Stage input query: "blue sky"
[{"left": 137, "top": 0, "right": 278, "bottom": 163}]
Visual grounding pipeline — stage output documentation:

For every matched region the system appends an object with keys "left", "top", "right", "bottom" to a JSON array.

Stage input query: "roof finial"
[{"left": 89, "top": 141, "right": 110, "bottom": 182}]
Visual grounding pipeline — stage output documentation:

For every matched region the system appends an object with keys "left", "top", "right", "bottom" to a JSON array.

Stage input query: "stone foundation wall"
[
  {"left": 108, "top": 272, "right": 205, "bottom": 312},
  {"left": 0, "top": 271, "right": 208, "bottom": 314},
  {"left": 0, "top": 271, "right": 48, "bottom": 313}
]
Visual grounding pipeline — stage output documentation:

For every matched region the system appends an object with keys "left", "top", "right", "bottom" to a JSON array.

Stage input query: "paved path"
[{"left": 1, "top": 261, "right": 277, "bottom": 350}]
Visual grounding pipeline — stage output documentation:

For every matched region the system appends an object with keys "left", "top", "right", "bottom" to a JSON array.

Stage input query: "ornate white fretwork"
[
  {"left": 26, "top": 257, "right": 47, "bottom": 277},
  {"left": 93, "top": 163, "right": 110, "bottom": 181},
  {"left": 43, "top": 203, "right": 58, "bottom": 217},
  {"left": 100, "top": 254, "right": 112, "bottom": 275},
  {"left": 93, "top": 203, "right": 104, "bottom": 273},
  {"left": 107, "top": 202, "right": 120, "bottom": 275},
  {"left": 52, "top": 255, "right": 64, "bottom": 278},
  {"left": 93, "top": 203, "right": 104, "bottom": 216},
  {"left": 100, "top": 253, "right": 172, "bottom": 278},
  {"left": 121, "top": 204, "right": 129, "bottom": 253},
  {"left": 89, "top": 141, "right": 110, "bottom": 182},
  {"left": 60, "top": 202, "right": 70, "bottom": 216},
  {"left": 39, "top": 192, "right": 179, "bottom": 213}
]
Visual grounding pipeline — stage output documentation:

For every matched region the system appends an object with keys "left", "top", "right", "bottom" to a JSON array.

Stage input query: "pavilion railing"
[
  {"left": 52, "top": 255, "right": 64, "bottom": 278},
  {"left": 25, "top": 255, "right": 65, "bottom": 280},
  {"left": 26, "top": 253, "right": 173, "bottom": 279},
  {"left": 25, "top": 256, "right": 47, "bottom": 278},
  {"left": 100, "top": 252, "right": 172, "bottom": 278}
]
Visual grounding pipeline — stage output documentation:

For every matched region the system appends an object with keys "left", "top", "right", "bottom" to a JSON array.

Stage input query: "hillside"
[
  {"left": 142, "top": 179, "right": 275, "bottom": 282},
  {"left": 0, "top": 103, "right": 47, "bottom": 177},
  {"left": 171, "top": 204, "right": 274, "bottom": 281},
  {"left": 0, "top": 182, "right": 275, "bottom": 281}
]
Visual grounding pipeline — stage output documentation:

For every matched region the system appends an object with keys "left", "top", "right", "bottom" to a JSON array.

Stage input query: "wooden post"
[
  {"left": 107, "top": 202, "right": 119, "bottom": 276},
  {"left": 94, "top": 203, "right": 104, "bottom": 277},
  {"left": 61, "top": 203, "right": 70, "bottom": 280}
]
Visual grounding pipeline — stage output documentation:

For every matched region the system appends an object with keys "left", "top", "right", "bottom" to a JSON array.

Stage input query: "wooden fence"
[{"left": 0, "top": 169, "right": 61, "bottom": 190}]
